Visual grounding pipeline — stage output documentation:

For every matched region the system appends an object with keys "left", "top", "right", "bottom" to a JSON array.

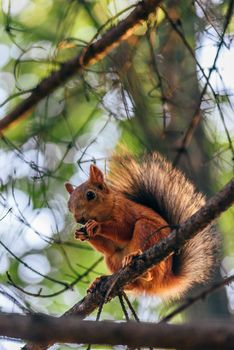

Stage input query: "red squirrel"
[{"left": 65, "top": 153, "right": 219, "bottom": 299}]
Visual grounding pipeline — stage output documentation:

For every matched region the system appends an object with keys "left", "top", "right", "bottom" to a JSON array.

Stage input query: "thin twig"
[
  {"left": 172, "top": 0, "right": 234, "bottom": 165},
  {"left": 160, "top": 273, "right": 234, "bottom": 323}
]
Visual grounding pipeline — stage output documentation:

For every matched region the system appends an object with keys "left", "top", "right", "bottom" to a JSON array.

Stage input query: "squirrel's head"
[{"left": 65, "top": 164, "right": 114, "bottom": 223}]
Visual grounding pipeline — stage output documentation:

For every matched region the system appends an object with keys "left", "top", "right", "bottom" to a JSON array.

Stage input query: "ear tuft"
[
  {"left": 89, "top": 164, "right": 104, "bottom": 185},
  {"left": 65, "top": 182, "right": 74, "bottom": 194}
]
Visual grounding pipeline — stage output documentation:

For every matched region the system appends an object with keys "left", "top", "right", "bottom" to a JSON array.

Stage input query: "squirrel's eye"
[{"left": 86, "top": 190, "right": 96, "bottom": 201}]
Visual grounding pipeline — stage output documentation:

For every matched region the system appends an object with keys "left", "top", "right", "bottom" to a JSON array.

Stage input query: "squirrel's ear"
[
  {"left": 89, "top": 164, "right": 104, "bottom": 185},
  {"left": 65, "top": 182, "right": 74, "bottom": 194}
]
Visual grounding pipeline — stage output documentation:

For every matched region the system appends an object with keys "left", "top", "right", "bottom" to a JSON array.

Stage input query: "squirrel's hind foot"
[
  {"left": 122, "top": 250, "right": 153, "bottom": 282},
  {"left": 122, "top": 249, "right": 142, "bottom": 267},
  {"left": 87, "top": 275, "right": 108, "bottom": 294}
]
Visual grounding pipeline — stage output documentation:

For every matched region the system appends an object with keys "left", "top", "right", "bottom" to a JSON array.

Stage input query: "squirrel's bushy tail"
[{"left": 109, "top": 152, "right": 219, "bottom": 296}]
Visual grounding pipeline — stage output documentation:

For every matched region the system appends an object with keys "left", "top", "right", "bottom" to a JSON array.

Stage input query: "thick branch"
[
  {"left": 2, "top": 313, "right": 234, "bottom": 349},
  {"left": 23, "top": 178, "right": 234, "bottom": 350},
  {"left": 0, "top": 0, "right": 162, "bottom": 132}
]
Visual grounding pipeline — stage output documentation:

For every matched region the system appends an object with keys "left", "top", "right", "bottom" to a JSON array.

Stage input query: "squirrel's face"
[{"left": 65, "top": 165, "right": 114, "bottom": 223}]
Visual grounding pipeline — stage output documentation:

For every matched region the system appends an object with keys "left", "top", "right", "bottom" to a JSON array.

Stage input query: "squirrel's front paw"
[
  {"left": 85, "top": 219, "right": 100, "bottom": 238},
  {"left": 122, "top": 249, "right": 142, "bottom": 267},
  {"left": 75, "top": 229, "right": 88, "bottom": 241}
]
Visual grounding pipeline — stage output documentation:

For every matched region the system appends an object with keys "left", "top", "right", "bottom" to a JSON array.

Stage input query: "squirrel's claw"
[
  {"left": 75, "top": 230, "right": 88, "bottom": 241},
  {"left": 122, "top": 249, "right": 142, "bottom": 268},
  {"left": 87, "top": 275, "right": 108, "bottom": 294},
  {"left": 74, "top": 220, "right": 100, "bottom": 241},
  {"left": 85, "top": 219, "right": 100, "bottom": 238},
  {"left": 122, "top": 250, "right": 153, "bottom": 281},
  {"left": 87, "top": 276, "right": 102, "bottom": 293},
  {"left": 141, "top": 271, "right": 153, "bottom": 281}
]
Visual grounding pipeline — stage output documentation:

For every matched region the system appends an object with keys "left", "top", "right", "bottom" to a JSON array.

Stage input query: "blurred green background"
[{"left": 0, "top": 0, "right": 233, "bottom": 349}]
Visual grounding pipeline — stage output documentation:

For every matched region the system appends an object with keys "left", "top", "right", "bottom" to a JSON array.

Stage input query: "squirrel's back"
[{"left": 108, "top": 152, "right": 219, "bottom": 297}]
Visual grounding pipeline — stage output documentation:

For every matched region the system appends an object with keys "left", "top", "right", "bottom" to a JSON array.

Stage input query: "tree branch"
[
  {"left": 1, "top": 313, "right": 234, "bottom": 349},
  {"left": 160, "top": 273, "right": 234, "bottom": 323},
  {"left": 173, "top": 0, "right": 234, "bottom": 165},
  {"left": 22, "top": 178, "right": 234, "bottom": 350},
  {"left": 0, "top": 0, "right": 162, "bottom": 132}
]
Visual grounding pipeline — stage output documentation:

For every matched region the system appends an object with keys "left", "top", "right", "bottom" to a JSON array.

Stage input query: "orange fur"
[
  {"left": 66, "top": 165, "right": 174, "bottom": 296},
  {"left": 66, "top": 154, "right": 219, "bottom": 300}
]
